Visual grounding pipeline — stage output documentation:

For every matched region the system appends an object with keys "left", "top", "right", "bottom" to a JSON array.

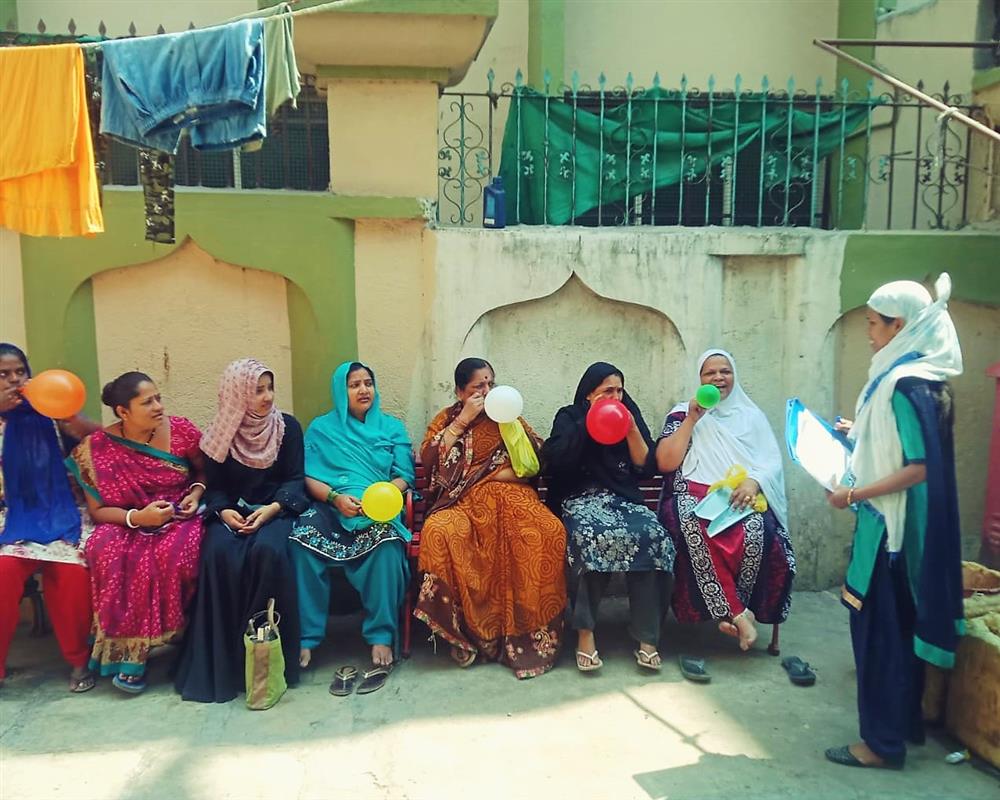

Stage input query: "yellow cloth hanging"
[
  {"left": 0, "top": 44, "right": 104, "bottom": 237},
  {"left": 499, "top": 420, "right": 540, "bottom": 478},
  {"left": 707, "top": 464, "right": 768, "bottom": 513}
]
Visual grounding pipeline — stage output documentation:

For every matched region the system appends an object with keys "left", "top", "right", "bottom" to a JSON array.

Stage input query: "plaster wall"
[
  {"left": 91, "top": 239, "right": 293, "bottom": 428},
  {"left": 0, "top": 227, "right": 25, "bottom": 347},
  {"left": 835, "top": 298, "right": 1000, "bottom": 560},
  {"left": 14, "top": 0, "right": 255, "bottom": 36}
]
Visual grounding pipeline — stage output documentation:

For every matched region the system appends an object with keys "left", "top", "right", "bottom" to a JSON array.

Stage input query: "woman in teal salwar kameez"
[{"left": 290, "top": 362, "right": 414, "bottom": 691}]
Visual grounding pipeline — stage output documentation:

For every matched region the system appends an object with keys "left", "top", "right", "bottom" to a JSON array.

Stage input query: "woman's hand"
[
  {"left": 827, "top": 487, "right": 852, "bottom": 510},
  {"left": 456, "top": 394, "right": 485, "bottom": 426},
  {"left": 0, "top": 385, "right": 23, "bottom": 413},
  {"left": 219, "top": 508, "right": 247, "bottom": 531},
  {"left": 730, "top": 478, "right": 759, "bottom": 510},
  {"left": 137, "top": 500, "right": 174, "bottom": 528},
  {"left": 687, "top": 397, "right": 708, "bottom": 424},
  {"left": 335, "top": 494, "right": 364, "bottom": 517},
  {"left": 239, "top": 502, "right": 282, "bottom": 534},
  {"left": 175, "top": 487, "right": 204, "bottom": 519},
  {"left": 834, "top": 418, "right": 853, "bottom": 434}
]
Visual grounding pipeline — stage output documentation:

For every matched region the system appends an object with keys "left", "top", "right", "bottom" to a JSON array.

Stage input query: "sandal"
[
  {"left": 328, "top": 665, "right": 358, "bottom": 696},
  {"left": 112, "top": 673, "right": 146, "bottom": 695},
  {"left": 575, "top": 650, "right": 603, "bottom": 672},
  {"left": 824, "top": 745, "right": 904, "bottom": 770},
  {"left": 781, "top": 656, "right": 816, "bottom": 687},
  {"left": 678, "top": 655, "right": 711, "bottom": 683},
  {"left": 68, "top": 671, "right": 96, "bottom": 694},
  {"left": 634, "top": 649, "right": 662, "bottom": 672},
  {"left": 450, "top": 646, "right": 476, "bottom": 669},
  {"left": 356, "top": 663, "right": 393, "bottom": 695}
]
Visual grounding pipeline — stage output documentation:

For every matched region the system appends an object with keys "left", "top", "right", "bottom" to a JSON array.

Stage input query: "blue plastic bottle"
[{"left": 483, "top": 176, "right": 506, "bottom": 228}]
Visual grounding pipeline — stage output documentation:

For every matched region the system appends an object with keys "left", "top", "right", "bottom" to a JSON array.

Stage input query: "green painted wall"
[
  {"left": 19, "top": 189, "right": 363, "bottom": 425},
  {"left": 0, "top": 0, "right": 16, "bottom": 30},
  {"left": 528, "top": 0, "right": 564, "bottom": 89},
  {"left": 841, "top": 231, "right": 1000, "bottom": 311}
]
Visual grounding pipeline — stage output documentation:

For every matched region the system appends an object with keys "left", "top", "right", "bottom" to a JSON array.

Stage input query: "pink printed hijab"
[{"left": 200, "top": 358, "right": 285, "bottom": 469}]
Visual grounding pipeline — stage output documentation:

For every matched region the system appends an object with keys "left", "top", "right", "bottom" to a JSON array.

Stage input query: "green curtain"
[{"left": 500, "top": 86, "right": 874, "bottom": 225}]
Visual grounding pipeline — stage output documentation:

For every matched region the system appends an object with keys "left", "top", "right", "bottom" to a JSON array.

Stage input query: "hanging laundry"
[
  {"left": 0, "top": 44, "right": 104, "bottom": 237},
  {"left": 100, "top": 20, "right": 266, "bottom": 154},
  {"left": 233, "top": 1, "right": 301, "bottom": 118},
  {"left": 138, "top": 149, "right": 175, "bottom": 244}
]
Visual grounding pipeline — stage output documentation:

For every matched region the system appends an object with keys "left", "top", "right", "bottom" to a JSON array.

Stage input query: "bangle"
[
  {"left": 188, "top": 482, "right": 206, "bottom": 493},
  {"left": 447, "top": 424, "right": 466, "bottom": 438},
  {"left": 847, "top": 487, "right": 855, "bottom": 505},
  {"left": 326, "top": 488, "right": 339, "bottom": 505},
  {"left": 125, "top": 509, "right": 140, "bottom": 529}
]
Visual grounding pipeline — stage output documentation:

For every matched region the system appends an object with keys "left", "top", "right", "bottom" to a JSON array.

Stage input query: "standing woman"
[
  {"left": 543, "top": 362, "right": 675, "bottom": 673},
  {"left": 0, "top": 343, "right": 99, "bottom": 692},
  {"left": 174, "top": 359, "right": 306, "bottom": 703},
  {"left": 415, "top": 358, "right": 567, "bottom": 679},
  {"left": 67, "top": 372, "right": 206, "bottom": 694},
  {"left": 825, "top": 275, "right": 963, "bottom": 770}
]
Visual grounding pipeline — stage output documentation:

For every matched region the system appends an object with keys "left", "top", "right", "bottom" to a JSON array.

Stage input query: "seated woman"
[
  {"left": 543, "top": 362, "right": 675, "bottom": 673},
  {"left": 67, "top": 372, "right": 206, "bottom": 695},
  {"left": 291, "top": 362, "right": 413, "bottom": 695},
  {"left": 656, "top": 349, "right": 794, "bottom": 670},
  {"left": 415, "top": 358, "right": 567, "bottom": 679},
  {"left": 0, "top": 343, "right": 99, "bottom": 693},
  {"left": 173, "top": 359, "right": 306, "bottom": 703}
]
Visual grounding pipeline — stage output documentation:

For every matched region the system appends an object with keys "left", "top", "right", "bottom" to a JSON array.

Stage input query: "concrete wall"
[
  {"left": 14, "top": 0, "right": 255, "bottom": 36},
  {"left": 91, "top": 239, "right": 293, "bottom": 428}
]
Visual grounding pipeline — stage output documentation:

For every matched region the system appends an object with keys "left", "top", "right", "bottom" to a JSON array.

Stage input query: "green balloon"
[{"left": 696, "top": 383, "right": 721, "bottom": 409}]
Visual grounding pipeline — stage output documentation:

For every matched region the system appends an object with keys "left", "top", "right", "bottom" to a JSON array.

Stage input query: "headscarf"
[
  {"left": 304, "top": 361, "right": 414, "bottom": 535},
  {"left": 200, "top": 358, "right": 286, "bottom": 469},
  {"left": 669, "top": 348, "right": 788, "bottom": 528},
  {"left": 849, "top": 273, "right": 962, "bottom": 552},
  {"left": 545, "top": 362, "right": 654, "bottom": 511},
  {"left": 0, "top": 344, "right": 81, "bottom": 546}
]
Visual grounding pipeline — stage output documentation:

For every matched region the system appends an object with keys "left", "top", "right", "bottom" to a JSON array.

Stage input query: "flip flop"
[
  {"left": 576, "top": 650, "right": 603, "bottom": 672},
  {"left": 328, "top": 665, "right": 358, "bottom": 696},
  {"left": 824, "top": 745, "right": 904, "bottom": 770},
  {"left": 450, "top": 646, "right": 476, "bottom": 669},
  {"left": 112, "top": 673, "right": 146, "bottom": 695},
  {"left": 781, "top": 656, "right": 816, "bottom": 686},
  {"left": 356, "top": 663, "right": 393, "bottom": 695},
  {"left": 69, "top": 672, "right": 96, "bottom": 694},
  {"left": 678, "top": 655, "right": 711, "bottom": 683},
  {"left": 634, "top": 649, "right": 662, "bottom": 672}
]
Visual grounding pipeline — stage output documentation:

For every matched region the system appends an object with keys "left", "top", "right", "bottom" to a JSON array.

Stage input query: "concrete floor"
[{"left": 1, "top": 590, "right": 998, "bottom": 800}]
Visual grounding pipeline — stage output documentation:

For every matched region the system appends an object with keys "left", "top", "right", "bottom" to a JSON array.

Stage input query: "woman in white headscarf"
[
  {"left": 824, "top": 274, "right": 963, "bottom": 771},
  {"left": 656, "top": 349, "right": 795, "bottom": 676}
]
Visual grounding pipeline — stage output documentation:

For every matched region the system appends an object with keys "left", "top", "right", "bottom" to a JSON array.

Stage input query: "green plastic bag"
[
  {"left": 500, "top": 420, "right": 540, "bottom": 478},
  {"left": 244, "top": 598, "right": 286, "bottom": 710}
]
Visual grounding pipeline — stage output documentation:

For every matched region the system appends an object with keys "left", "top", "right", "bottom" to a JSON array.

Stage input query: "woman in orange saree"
[{"left": 414, "top": 358, "right": 567, "bottom": 678}]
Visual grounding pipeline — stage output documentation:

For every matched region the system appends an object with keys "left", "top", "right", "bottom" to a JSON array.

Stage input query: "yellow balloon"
[{"left": 361, "top": 481, "right": 404, "bottom": 523}]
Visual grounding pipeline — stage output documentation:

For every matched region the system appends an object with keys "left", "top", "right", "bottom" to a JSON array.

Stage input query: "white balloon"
[{"left": 484, "top": 385, "right": 524, "bottom": 423}]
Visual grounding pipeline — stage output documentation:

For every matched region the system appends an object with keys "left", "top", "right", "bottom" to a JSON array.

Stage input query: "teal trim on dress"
[
  {"left": 105, "top": 432, "right": 191, "bottom": 469},
  {"left": 63, "top": 456, "right": 103, "bottom": 504},
  {"left": 956, "top": 618, "right": 966, "bottom": 636},
  {"left": 914, "top": 635, "right": 956, "bottom": 670},
  {"left": 89, "top": 658, "right": 145, "bottom": 677}
]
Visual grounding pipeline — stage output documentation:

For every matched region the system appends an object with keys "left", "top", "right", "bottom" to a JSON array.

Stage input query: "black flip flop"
[
  {"left": 678, "top": 655, "right": 711, "bottom": 683},
  {"left": 356, "top": 663, "right": 393, "bottom": 695},
  {"left": 824, "top": 745, "right": 904, "bottom": 770},
  {"left": 328, "top": 665, "right": 358, "bottom": 696},
  {"left": 781, "top": 656, "right": 816, "bottom": 686}
]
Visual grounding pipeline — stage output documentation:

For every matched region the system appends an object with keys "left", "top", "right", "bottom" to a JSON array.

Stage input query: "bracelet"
[
  {"left": 326, "top": 488, "right": 339, "bottom": 505},
  {"left": 447, "top": 424, "right": 466, "bottom": 438},
  {"left": 847, "top": 487, "right": 855, "bottom": 505},
  {"left": 188, "top": 482, "right": 206, "bottom": 493},
  {"left": 125, "top": 509, "right": 140, "bottom": 529}
]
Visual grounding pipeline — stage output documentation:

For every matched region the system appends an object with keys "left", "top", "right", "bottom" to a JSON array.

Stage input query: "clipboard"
[{"left": 785, "top": 398, "right": 852, "bottom": 492}]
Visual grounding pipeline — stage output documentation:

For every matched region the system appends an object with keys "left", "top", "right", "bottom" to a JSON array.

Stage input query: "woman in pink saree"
[{"left": 67, "top": 372, "right": 205, "bottom": 694}]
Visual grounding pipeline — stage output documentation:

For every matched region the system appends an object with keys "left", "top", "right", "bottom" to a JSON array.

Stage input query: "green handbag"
[{"left": 244, "top": 597, "right": 287, "bottom": 710}]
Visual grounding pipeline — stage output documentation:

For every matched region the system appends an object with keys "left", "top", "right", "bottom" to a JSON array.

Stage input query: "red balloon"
[
  {"left": 586, "top": 398, "right": 632, "bottom": 445},
  {"left": 22, "top": 369, "right": 87, "bottom": 419}
]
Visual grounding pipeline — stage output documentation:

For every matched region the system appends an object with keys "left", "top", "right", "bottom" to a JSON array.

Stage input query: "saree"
[
  {"left": 67, "top": 416, "right": 204, "bottom": 675},
  {"left": 414, "top": 405, "right": 567, "bottom": 678}
]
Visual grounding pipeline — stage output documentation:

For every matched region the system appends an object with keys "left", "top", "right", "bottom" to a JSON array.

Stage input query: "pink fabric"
[
  {"left": 81, "top": 417, "right": 205, "bottom": 671},
  {"left": 200, "top": 358, "right": 285, "bottom": 468}
]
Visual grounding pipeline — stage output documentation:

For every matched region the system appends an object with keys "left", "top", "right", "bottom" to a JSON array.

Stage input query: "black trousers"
[{"left": 570, "top": 570, "right": 671, "bottom": 645}]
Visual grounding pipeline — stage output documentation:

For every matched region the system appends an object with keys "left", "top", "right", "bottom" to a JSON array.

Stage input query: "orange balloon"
[{"left": 22, "top": 369, "right": 87, "bottom": 419}]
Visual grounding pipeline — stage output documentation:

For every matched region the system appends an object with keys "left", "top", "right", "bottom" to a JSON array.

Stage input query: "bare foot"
[
  {"left": 718, "top": 620, "right": 739, "bottom": 638},
  {"left": 299, "top": 648, "right": 311, "bottom": 669},
  {"left": 734, "top": 609, "right": 757, "bottom": 651},
  {"left": 638, "top": 642, "right": 661, "bottom": 668},
  {"left": 371, "top": 644, "right": 393, "bottom": 667}
]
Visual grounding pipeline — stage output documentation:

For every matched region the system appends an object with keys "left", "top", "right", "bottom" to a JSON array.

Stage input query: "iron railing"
[{"left": 437, "top": 70, "right": 993, "bottom": 231}]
